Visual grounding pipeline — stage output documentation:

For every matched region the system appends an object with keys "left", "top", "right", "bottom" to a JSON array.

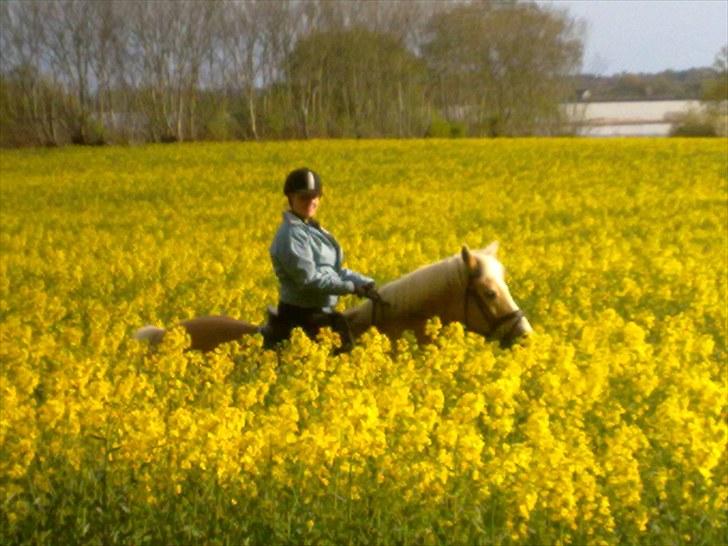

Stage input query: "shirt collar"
[
  {"left": 283, "top": 210, "right": 307, "bottom": 225},
  {"left": 283, "top": 210, "right": 324, "bottom": 232}
]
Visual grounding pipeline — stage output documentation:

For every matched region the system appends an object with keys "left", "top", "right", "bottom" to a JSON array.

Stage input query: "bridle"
[{"left": 464, "top": 270, "right": 525, "bottom": 346}]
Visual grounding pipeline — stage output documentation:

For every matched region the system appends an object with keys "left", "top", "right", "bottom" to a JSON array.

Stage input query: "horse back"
[{"left": 180, "top": 316, "right": 259, "bottom": 352}]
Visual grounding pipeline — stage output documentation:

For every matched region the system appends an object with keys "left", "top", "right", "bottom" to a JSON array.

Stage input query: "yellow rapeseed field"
[{"left": 1, "top": 139, "right": 726, "bottom": 545}]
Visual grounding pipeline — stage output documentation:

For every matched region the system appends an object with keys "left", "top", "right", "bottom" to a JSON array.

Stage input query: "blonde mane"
[
  {"left": 345, "top": 254, "right": 469, "bottom": 333},
  {"left": 378, "top": 255, "right": 466, "bottom": 314}
]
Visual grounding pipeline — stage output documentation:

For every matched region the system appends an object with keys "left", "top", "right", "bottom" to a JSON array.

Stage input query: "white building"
[{"left": 562, "top": 100, "right": 704, "bottom": 136}]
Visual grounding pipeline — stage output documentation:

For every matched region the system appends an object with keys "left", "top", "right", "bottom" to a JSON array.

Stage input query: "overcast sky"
[{"left": 540, "top": 0, "right": 728, "bottom": 75}]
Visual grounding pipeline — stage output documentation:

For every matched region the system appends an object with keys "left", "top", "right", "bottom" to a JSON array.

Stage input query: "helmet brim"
[{"left": 289, "top": 190, "right": 322, "bottom": 198}]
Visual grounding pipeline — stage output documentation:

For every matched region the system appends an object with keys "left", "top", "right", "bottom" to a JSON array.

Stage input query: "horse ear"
[
  {"left": 461, "top": 245, "right": 479, "bottom": 275},
  {"left": 483, "top": 241, "right": 500, "bottom": 256}
]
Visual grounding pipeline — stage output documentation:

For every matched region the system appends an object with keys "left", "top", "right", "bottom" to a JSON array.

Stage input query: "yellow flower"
[{"left": 1, "top": 138, "right": 725, "bottom": 543}]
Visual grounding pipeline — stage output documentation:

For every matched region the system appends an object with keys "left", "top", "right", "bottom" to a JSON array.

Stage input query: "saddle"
[{"left": 260, "top": 305, "right": 354, "bottom": 353}]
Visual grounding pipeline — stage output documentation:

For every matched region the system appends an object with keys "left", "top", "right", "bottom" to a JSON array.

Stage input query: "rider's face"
[{"left": 290, "top": 193, "right": 320, "bottom": 220}]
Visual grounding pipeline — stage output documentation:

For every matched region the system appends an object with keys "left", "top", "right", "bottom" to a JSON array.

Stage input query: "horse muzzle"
[{"left": 499, "top": 314, "right": 532, "bottom": 348}]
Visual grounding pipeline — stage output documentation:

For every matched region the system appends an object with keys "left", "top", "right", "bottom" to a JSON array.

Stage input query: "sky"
[{"left": 540, "top": 0, "right": 728, "bottom": 75}]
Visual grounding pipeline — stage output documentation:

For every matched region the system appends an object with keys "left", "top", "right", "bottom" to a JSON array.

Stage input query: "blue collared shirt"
[{"left": 270, "top": 211, "right": 373, "bottom": 309}]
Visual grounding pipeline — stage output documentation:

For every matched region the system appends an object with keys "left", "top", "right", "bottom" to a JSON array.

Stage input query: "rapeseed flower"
[{"left": 0, "top": 139, "right": 725, "bottom": 544}]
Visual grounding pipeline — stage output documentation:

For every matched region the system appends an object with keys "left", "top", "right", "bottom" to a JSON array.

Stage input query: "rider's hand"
[
  {"left": 354, "top": 281, "right": 376, "bottom": 298},
  {"left": 367, "top": 285, "right": 384, "bottom": 302}
]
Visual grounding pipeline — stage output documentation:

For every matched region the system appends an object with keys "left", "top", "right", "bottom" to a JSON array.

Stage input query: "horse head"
[{"left": 460, "top": 242, "right": 533, "bottom": 347}]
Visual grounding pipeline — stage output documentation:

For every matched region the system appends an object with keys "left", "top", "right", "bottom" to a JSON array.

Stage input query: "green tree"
[
  {"left": 287, "top": 28, "right": 429, "bottom": 138},
  {"left": 702, "top": 46, "right": 728, "bottom": 103},
  {"left": 423, "top": 1, "right": 583, "bottom": 136},
  {"left": 698, "top": 46, "right": 728, "bottom": 136},
  {"left": 0, "top": 65, "right": 68, "bottom": 146}
]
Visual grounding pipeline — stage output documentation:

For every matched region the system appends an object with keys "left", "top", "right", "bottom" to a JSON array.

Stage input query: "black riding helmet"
[{"left": 284, "top": 168, "right": 323, "bottom": 197}]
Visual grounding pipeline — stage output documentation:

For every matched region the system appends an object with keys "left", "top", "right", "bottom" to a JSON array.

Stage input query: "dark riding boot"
[
  {"left": 260, "top": 306, "right": 293, "bottom": 349},
  {"left": 328, "top": 312, "right": 355, "bottom": 354}
]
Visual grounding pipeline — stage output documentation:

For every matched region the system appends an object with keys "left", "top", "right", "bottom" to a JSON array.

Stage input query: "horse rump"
[{"left": 134, "top": 316, "right": 261, "bottom": 353}]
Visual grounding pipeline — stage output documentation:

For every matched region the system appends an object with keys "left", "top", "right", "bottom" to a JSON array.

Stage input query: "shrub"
[
  {"left": 425, "top": 114, "right": 467, "bottom": 138},
  {"left": 204, "top": 107, "right": 234, "bottom": 141},
  {"left": 669, "top": 108, "right": 718, "bottom": 137}
]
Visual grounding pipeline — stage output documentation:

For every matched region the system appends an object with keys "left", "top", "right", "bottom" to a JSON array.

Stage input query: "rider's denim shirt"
[{"left": 270, "top": 211, "right": 373, "bottom": 309}]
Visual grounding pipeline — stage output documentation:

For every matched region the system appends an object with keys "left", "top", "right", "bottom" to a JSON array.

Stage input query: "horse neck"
[{"left": 346, "top": 256, "right": 467, "bottom": 337}]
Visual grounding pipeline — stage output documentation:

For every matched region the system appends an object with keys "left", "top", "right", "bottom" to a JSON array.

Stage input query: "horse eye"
[{"left": 484, "top": 288, "right": 497, "bottom": 299}]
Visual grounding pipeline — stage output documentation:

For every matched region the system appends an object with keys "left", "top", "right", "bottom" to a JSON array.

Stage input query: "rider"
[{"left": 267, "top": 167, "right": 379, "bottom": 351}]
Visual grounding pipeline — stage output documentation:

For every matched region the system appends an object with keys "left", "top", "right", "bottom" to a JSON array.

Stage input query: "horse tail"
[{"left": 133, "top": 325, "right": 166, "bottom": 346}]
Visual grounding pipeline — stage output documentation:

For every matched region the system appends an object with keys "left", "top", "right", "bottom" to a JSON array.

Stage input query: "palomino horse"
[{"left": 134, "top": 242, "right": 532, "bottom": 352}]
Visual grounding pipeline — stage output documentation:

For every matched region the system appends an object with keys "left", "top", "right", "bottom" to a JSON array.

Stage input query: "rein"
[
  {"left": 464, "top": 271, "right": 524, "bottom": 345},
  {"left": 371, "top": 299, "right": 380, "bottom": 328},
  {"left": 370, "top": 294, "right": 390, "bottom": 328}
]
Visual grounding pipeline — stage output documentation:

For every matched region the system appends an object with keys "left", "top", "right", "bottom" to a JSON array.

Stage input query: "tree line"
[
  {"left": 0, "top": 0, "right": 585, "bottom": 147},
  {"left": 573, "top": 65, "right": 725, "bottom": 103}
]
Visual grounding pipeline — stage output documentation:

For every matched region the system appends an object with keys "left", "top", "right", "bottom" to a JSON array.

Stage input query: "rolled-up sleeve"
[{"left": 279, "top": 230, "right": 355, "bottom": 295}]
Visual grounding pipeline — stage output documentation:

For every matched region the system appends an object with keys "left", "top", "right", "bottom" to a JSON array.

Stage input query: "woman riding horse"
[
  {"left": 133, "top": 170, "right": 532, "bottom": 352},
  {"left": 264, "top": 168, "right": 381, "bottom": 352}
]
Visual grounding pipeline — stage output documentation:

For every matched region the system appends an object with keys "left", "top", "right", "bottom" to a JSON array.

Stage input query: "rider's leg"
[
  {"left": 327, "top": 312, "right": 355, "bottom": 354},
  {"left": 266, "top": 303, "right": 355, "bottom": 354}
]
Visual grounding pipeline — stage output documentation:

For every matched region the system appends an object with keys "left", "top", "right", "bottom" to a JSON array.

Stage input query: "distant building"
[{"left": 561, "top": 99, "right": 703, "bottom": 137}]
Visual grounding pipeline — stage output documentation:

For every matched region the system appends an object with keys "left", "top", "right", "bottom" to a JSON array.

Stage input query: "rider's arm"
[
  {"left": 340, "top": 267, "right": 374, "bottom": 288},
  {"left": 277, "top": 229, "right": 355, "bottom": 295}
]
